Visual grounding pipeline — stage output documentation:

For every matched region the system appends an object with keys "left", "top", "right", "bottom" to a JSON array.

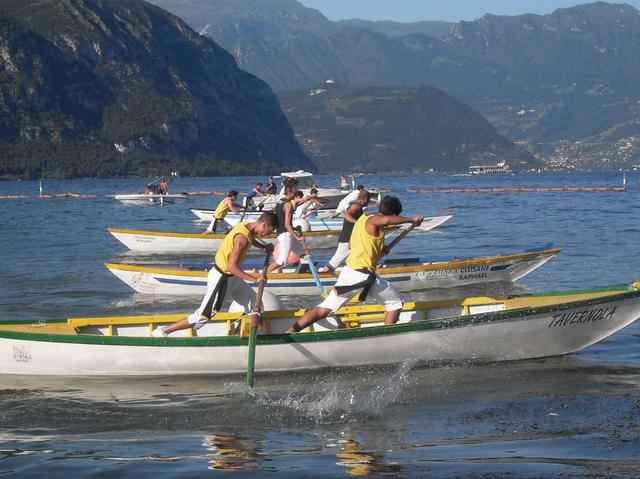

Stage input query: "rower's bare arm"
[
  {"left": 369, "top": 215, "right": 424, "bottom": 227},
  {"left": 227, "top": 235, "right": 258, "bottom": 283},
  {"left": 343, "top": 204, "right": 361, "bottom": 223}
]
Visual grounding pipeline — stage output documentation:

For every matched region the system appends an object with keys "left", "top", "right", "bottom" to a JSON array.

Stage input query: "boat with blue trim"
[
  {"left": 1, "top": 282, "right": 639, "bottom": 376},
  {"left": 104, "top": 245, "right": 560, "bottom": 296},
  {"left": 108, "top": 227, "right": 340, "bottom": 253}
]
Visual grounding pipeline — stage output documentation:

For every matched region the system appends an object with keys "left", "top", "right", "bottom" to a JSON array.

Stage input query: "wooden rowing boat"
[
  {"left": 104, "top": 246, "right": 560, "bottom": 296},
  {"left": 1, "top": 282, "right": 638, "bottom": 376},
  {"left": 190, "top": 208, "right": 336, "bottom": 221},
  {"left": 113, "top": 193, "right": 189, "bottom": 204},
  {"left": 108, "top": 227, "right": 340, "bottom": 253}
]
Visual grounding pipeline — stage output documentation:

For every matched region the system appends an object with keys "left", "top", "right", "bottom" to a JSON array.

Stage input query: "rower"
[
  {"left": 243, "top": 182, "right": 267, "bottom": 209},
  {"left": 287, "top": 196, "right": 423, "bottom": 332},
  {"left": 319, "top": 190, "right": 371, "bottom": 272},
  {"left": 153, "top": 212, "right": 278, "bottom": 337},
  {"left": 265, "top": 177, "right": 277, "bottom": 195},
  {"left": 294, "top": 188, "right": 325, "bottom": 220},
  {"left": 330, "top": 184, "right": 365, "bottom": 218},
  {"left": 204, "top": 190, "right": 243, "bottom": 234},
  {"left": 267, "top": 184, "right": 304, "bottom": 273},
  {"left": 157, "top": 177, "right": 169, "bottom": 195}
]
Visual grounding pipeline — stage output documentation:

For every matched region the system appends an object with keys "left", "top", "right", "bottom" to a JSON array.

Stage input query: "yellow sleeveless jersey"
[
  {"left": 214, "top": 222, "right": 254, "bottom": 273},
  {"left": 346, "top": 214, "right": 384, "bottom": 272},
  {"left": 213, "top": 198, "right": 231, "bottom": 219}
]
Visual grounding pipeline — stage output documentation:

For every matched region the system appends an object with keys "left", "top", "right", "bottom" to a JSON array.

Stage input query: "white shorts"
[
  {"left": 326, "top": 242, "right": 350, "bottom": 270},
  {"left": 206, "top": 217, "right": 231, "bottom": 233},
  {"left": 275, "top": 232, "right": 304, "bottom": 265},
  {"left": 187, "top": 268, "right": 256, "bottom": 324},
  {"left": 316, "top": 266, "right": 403, "bottom": 313}
]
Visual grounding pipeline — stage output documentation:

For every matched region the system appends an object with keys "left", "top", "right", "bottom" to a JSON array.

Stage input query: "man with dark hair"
[
  {"left": 204, "top": 190, "right": 243, "bottom": 234},
  {"left": 331, "top": 184, "right": 366, "bottom": 218},
  {"left": 288, "top": 196, "right": 422, "bottom": 332},
  {"left": 153, "top": 212, "right": 278, "bottom": 337},
  {"left": 319, "top": 189, "right": 372, "bottom": 272},
  {"left": 268, "top": 184, "right": 304, "bottom": 272},
  {"left": 243, "top": 182, "right": 267, "bottom": 209}
]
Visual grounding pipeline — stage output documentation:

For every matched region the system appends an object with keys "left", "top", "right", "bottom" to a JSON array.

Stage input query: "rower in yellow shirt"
[
  {"left": 204, "top": 190, "right": 244, "bottom": 234},
  {"left": 287, "top": 196, "right": 422, "bottom": 332},
  {"left": 154, "top": 212, "right": 278, "bottom": 336}
]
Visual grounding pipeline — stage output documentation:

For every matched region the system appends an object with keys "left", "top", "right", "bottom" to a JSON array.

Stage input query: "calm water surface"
[{"left": 1, "top": 172, "right": 639, "bottom": 477}]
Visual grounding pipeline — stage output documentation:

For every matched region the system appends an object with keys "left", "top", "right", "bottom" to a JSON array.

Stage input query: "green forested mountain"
[
  {"left": 0, "top": 0, "right": 312, "bottom": 179},
  {"left": 278, "top": 83, "right": 533, "bottom": 173},
  {"left": 151, "top": 0, "right": 640, "bottom": 170}
]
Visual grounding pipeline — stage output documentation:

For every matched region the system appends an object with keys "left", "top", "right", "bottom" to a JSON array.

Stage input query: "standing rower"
[
  {"left": 153, "top": 212, "right": 278, "bottom": 336},
  {"left": 204, "top": 190, "right": 243, "bottom": 234},
  {"left": 319, "top": 190, "right": 371, "bottom": 272},
  {"left": 288, "top": 196, "right": 422, "bottom": 332},
  {"left": 267, "top": 184, "right": 304, "bottom": 273}
]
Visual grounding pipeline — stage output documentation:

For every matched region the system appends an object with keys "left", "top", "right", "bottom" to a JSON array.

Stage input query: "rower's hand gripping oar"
[
  {"left": 246, "top": 249, "right": 272, "bottom": 388},
  {"left": 299, "top": 236, "right": 325, "bottom": 295}
]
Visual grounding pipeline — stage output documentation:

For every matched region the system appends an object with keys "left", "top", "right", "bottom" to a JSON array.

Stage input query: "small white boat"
[
  {"left": 104, "top": 245, "right": 560, "bottom": 296},
  {"left": 113, "top": 193, "right": 189, "bottom": 204},
  {"left": 190, "top": 208, "right": 336, "bottom": 222},
  {"left": 1, "top": 282, "right": 638, "bottom": 376},
  {"left": 108, "top": 227, "right": 340, "bottom": 253}
]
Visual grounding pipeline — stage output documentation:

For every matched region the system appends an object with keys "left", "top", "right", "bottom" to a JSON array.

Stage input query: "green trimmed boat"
[{"left": 1, "top": 282, "right": 639, "bottom": 376}]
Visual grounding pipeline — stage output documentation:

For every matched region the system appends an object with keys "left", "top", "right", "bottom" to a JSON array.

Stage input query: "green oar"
[{"left": 246, "top": 250, "right": 271, "bottom": 388}]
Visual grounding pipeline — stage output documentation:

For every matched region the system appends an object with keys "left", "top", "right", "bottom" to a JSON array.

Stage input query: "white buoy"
[{"left": 39, "top": 180, "right": 43, "bottom": 197}]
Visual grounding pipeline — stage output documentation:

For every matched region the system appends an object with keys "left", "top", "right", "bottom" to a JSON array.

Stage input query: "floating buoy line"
[{"left": 407, "top": 174, "right": 628, "bottom": 194}]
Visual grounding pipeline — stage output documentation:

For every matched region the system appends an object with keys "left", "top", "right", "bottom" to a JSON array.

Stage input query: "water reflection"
[
  {"left": 334, "top": 437, "right": 401, "bottom": 477},
  {"left": 203, "top": 434, "right": 268, "bottom": 471}
]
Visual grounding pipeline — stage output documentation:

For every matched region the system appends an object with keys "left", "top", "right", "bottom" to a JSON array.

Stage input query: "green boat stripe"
[{"left": 0, "top": 288, "right": 637, "bottom": 347}]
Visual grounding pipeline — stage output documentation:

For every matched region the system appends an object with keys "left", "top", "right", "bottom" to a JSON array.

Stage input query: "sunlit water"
[{"left": 1, "top": 172, "right": 639, "bottom": 477}]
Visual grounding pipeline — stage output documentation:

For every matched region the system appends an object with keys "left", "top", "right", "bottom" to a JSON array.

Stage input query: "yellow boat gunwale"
[{"left": 104, "top": 248, "right": 561, "bottom": 280}]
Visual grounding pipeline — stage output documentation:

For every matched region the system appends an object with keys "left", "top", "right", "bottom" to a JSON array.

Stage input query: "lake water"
[{"left": 1, "top": 172, "right": 639, "bottom": 477}]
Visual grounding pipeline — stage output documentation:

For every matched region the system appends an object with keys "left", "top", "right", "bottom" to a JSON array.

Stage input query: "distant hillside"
[
  {"left": 337, "top": 19, "right": 454, "bottom": 38},
  {"left": 278, "top": 83, "right": 533, "bottom": 173},
  {"left": 0, "top": 0, "right": 312, "bottom": 179},
  {"left": 150, "top": 0, "right": 640, "bottom": 170}
]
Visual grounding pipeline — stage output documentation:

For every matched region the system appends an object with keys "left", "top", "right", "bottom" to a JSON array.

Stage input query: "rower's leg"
[
  {"left": 369, "top": 276, "right": 404, "bottom": 325},
  {"left": 288, "top": 307, "right": 332, "bottom": 333}
]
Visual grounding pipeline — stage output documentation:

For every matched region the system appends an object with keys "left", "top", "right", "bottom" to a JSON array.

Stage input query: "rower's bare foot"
[{"left": 286, "top": 328, "right": 296, "bottom": 333}]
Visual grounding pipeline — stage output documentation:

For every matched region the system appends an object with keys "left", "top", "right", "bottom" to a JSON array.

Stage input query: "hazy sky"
[{"left": 298, "top": 0, "right": 640, "bottom": 22}]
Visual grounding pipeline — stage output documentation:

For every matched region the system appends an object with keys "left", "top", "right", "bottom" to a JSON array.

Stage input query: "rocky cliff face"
[{"left": 0, "top": 0, "right": 312, "bottom": 178}]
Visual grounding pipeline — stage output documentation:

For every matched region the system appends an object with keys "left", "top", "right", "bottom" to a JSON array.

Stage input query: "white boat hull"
[
  {"left": 108, "top": 228, "right": 339, "bottom": 253},
  {"left": 191, "top": 208, "right": 336, "bottom": 222},
  {"left": 1, "top": 287, "right": 638, "bottom": 376},
  {"left": 114, "top": 193, "right": 189, "bottom": 204},
  {"left": 105, "top": 248, "right": 559, "bottom": 296}
]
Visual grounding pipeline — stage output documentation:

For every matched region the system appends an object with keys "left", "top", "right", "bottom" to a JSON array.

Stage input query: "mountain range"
[
  {"left": 278, "top": 83, "right": 532, "bottom": 173},
  {"left": 0, "top": 0, "right": 312, "bottom": 179},
  {"left": 150, "top": 0, "right": 640, "bottom": 170}
]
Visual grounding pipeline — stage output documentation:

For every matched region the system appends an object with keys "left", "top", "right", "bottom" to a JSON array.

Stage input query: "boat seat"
[{"left": 0, "top": 322, "right": 78, "bottom": 335}]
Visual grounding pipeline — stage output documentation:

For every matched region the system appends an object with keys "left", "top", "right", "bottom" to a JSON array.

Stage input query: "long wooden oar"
[
  {"left": 300, "top": 236, "right": 325, "bottom": 295},
  {"left": 246, "top": 250, "right": 271, "bottom": 388},
  {"left": 385, "top": 221, "right": 419, "bottom": 254}
]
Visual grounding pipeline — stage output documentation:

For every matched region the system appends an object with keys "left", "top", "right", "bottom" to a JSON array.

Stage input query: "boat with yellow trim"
[
  {"left": 108, "top": 227, "right": 340, "bottom": 253},
  {"left": 104, "top": 245, "right": 560, "bottom": 296},
  {"left": 1, "top": 282, "right": 639, "bottom": 376}
]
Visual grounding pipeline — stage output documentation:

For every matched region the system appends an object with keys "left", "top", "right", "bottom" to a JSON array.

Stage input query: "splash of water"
[{"left": 248, "top": 360, "right": 418, "bottom": 423}]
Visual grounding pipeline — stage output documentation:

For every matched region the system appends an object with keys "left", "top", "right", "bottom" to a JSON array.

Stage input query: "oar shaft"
[
  {"left": 385, "top": 223, "right": 417, "bottom": 253},
  {"left": 246, "top": 251, "right": 271, "bottom": 388}
]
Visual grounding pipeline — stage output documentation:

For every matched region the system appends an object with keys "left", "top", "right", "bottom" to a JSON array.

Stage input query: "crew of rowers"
[{"left": 153, "top": 178, "right": 422, "bottom": 337}]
